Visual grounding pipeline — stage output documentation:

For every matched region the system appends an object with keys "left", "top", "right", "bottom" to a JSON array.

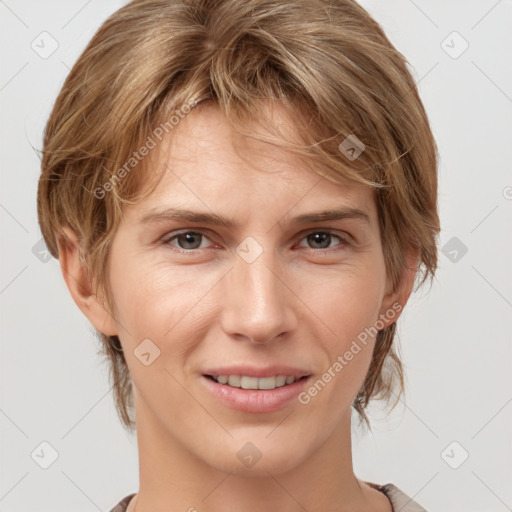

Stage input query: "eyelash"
[{"left": 161, "top": 229, "right": 351, "bottom": 255}]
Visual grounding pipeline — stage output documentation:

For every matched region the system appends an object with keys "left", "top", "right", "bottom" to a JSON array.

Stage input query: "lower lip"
[{"left": 201, "top": 375, "right": 310, "bottom": 413}]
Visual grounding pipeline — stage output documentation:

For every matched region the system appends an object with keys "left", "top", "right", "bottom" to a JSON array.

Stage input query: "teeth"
[
  {"left": 213, "top": 375, "right": 298, "bottom": 390},
  {"left": 258, "top": 377, "right": 276, "bottom": 390},
  {"left": 241, "top": 376, "right": 259, "bottom": 389},
  {"left": 275, "top": 376, "right": 286, "bottom": 387},
  {"left": 228, "top": 375, "right": 241, "bottom": 387}
]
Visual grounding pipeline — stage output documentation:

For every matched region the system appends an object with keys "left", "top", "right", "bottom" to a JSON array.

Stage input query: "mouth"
[
  {"left": 201, "top": 368, "right": 311, "bottom": 413},
  {"left": 204, "top": 374, "right": 309, "bottom": 390}
]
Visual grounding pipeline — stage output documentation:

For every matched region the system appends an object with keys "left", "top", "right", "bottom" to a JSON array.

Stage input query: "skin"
[{"left": 59, "top": 101, "right": 417, "bottom": 512}]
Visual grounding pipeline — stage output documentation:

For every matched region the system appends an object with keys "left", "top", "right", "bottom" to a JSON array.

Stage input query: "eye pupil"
[{"left": 308, "top": 232, "right": 331, "bottom": 249}]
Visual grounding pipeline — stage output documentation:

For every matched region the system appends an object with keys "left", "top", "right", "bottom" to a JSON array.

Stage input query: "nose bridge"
[{"left": 220, "top": 243, "right": 296, "bottom": 343}]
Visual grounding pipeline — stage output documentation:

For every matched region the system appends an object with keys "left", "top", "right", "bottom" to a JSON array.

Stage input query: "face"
[{"left": 101, "top": 102, "right": 401, "bottom": 475}]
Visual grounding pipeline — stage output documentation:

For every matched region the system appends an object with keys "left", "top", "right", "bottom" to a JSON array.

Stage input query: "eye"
[
  {"left": 298, "top": 231, "right": 349, "bottom": 250},
  {"left": 163, "top": 231, "right": 212, "bottom": 251},
  {"left": 161, "top": 229, "right": 350, "bottom": 255}
]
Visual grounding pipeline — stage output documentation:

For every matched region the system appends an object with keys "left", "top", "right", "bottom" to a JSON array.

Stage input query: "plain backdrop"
[{"left": 1, "top": 1, "right": 511, "bottom": 511}]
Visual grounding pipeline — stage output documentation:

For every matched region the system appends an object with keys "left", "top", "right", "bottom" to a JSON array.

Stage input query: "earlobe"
[
  {"left": 379, "top": 248, "right": 419, "bottom": 328},
  {"left": 57, "top": 228, "right": 118, "bottom": 336}
]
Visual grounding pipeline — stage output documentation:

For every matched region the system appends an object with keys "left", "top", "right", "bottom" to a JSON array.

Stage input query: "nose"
[{"left": 219, "top": 247, "right": 298, "bottom": 344}]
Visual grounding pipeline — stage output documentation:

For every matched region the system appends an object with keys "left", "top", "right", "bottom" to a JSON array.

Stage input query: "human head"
[{"left": 37, "top": 0, "right": 439, "bottom": 433}]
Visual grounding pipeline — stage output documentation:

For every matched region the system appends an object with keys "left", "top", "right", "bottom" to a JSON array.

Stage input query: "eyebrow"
[{"left": 139, "top": 206, "right": 371, "bottom": 228}]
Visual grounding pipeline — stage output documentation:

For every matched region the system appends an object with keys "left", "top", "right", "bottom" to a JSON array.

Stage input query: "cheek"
[
  {"left": 301, "top": 259, "right": 387, "bottom": 342},
  {"left": 109, "top": 256, "right": 218, "bottom": 351},
  {"left": 296, "top": 261, "right": 386, "bottom": 399},
  {"left": 108, "top": 262, "right": 214, "bottom": 410}
]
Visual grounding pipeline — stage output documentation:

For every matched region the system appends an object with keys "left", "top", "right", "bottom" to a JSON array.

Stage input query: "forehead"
[
  {"left": 159, "top": 101, "right": 312, "bottom": 177},
  {"left": 129, "top": 101, "right": 377, "bottom": 224}
]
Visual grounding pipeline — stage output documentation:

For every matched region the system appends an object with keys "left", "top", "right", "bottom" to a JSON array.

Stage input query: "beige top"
[{"left": 109, "top": 482, "right": 429, "bottom": 511}]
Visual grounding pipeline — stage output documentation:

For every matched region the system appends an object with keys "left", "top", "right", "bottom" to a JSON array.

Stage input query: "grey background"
[{"left": 1, "top": 1, "right": 511, "bottom": 511}]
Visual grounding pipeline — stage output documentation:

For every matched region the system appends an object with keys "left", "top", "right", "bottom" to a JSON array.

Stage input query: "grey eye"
[
  {"left": 305, "top": 232, "right": 335, "bottom": 249},
  {"left": 173, "top": 232, "right": 204, "bottom": 250}
]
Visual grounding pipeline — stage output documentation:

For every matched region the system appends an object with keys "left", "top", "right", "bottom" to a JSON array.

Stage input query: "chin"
[{"left": 199, "top": 436, "right": 310, "bottom": 477}]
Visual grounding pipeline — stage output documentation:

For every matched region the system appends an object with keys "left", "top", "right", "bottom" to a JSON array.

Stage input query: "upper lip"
[{"left": 202, "top": 365, "right": 311, "bottom": 379}]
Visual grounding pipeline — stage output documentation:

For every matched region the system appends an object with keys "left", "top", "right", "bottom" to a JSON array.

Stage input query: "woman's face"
[{"left": 104, "top": 102, "right": 401, "bottom": 475}]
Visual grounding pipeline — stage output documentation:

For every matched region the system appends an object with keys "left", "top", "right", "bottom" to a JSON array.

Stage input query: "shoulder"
[
  {"left": 108, "top": 493, "right": 137, "bottom": 512},
  {"left": 365, "top": 481, "right": 430, "bottom": 512}
]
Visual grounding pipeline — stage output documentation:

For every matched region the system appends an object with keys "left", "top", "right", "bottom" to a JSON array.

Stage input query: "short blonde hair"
[{"left": 37, "top": 0, "right": 439, "bottom": 431}]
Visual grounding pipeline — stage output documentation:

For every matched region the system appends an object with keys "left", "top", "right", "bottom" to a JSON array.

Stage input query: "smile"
[{"left": 207, "top": 375, "right": 300, "bottom": 390}]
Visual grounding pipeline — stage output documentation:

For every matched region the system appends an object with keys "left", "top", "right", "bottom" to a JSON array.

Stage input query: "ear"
[
  {"left": 57, "top": 228, "right": 118, "bottom": 336},
  {"left": 378, "top": 248, "right": 419, "bottom": 328}
]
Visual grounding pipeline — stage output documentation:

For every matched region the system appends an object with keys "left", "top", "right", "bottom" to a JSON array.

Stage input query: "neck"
[{"left": 130, "top": 402, "right": 384, "bottom": 512}]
